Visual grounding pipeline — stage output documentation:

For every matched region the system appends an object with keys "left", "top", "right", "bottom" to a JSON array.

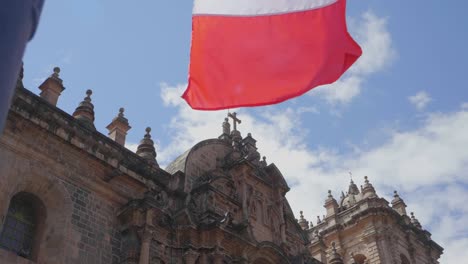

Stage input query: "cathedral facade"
[{"left": 0, "top": 67, "right": 443, "bottom": 264}]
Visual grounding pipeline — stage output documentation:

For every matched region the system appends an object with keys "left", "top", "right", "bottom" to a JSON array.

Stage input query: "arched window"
[{"left": 0, "top": 192, "right": 44, "bottom": 260}]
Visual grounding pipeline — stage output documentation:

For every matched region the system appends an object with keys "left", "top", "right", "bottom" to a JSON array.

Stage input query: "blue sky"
[{"left": 23, "top": 0, "right": 468, "bottom": 262}]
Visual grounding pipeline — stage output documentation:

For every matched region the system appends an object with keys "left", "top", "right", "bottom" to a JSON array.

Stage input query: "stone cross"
[{"left": 228, "top": 112, "right": 241, "bottom": 131}]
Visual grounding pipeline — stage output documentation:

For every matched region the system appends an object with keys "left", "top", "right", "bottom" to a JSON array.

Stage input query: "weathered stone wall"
[
  {"left": 0, "top": 110, "right": 124, "bottom": 263},
  {"left": 64, "top": 181, "right": 122, "bottom": 264},
  {"left": 307, "top": 195, "right": 443, "bottom": 264}
]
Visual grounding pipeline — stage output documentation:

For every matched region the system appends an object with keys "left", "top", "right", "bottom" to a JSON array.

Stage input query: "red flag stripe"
[{"left": 183, "top": 0, "right": 361, "bottom": 110}]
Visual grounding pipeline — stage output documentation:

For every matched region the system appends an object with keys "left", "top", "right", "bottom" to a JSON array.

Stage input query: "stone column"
[
  {"left": 183, "top": 249, "right": 200, "bottom": 264},
  {"left": 210, "top": 248, "right": 226, "bottom": 264},
  {"left": 139, "top": 231, "right": 152, "bottom": 264}
]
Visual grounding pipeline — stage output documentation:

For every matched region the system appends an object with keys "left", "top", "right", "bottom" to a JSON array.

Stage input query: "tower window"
[{"left": 0, "top": 192, "right": 44, "bottom": 260}]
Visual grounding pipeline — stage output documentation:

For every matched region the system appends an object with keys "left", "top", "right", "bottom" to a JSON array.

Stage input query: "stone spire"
[
  {"left": 348, "top": 179, "right": 360, "bottom": 195},
  {"left": 38, "top": 66, "right": 65, "bottom": 106},
  {"left": 391, "top": 190, "right": 407, "bottom": 216},
  {"left": 298, "top": 211, "right": 309, "bottom": 230},
  {"left": 106, "top": 108, "right": 131, "bottom": 146},
  {"left": 328, "top": 243, "right": 344, "bottom": 264},
  {"left": 72, "top": 89, "right": 95, "bottom": 130},
  {"left": 136, "top": 127, "right": 159, "bottom": 167},
  {"left": 410, "top": 212, "right": 422, "bottom": 229},
  {"left": 242, "top": 132, "right": 260, "bottom": 164},
  {"left": 324, "top": 190, "right": 339, "bottom": 217},
  {"left": 362, "top": 176, "right": 377, "bottom": 198}
]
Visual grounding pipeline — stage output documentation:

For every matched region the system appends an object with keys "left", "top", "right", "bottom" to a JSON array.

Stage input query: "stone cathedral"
[{"left": 0, "top": 67, "right": 443, "bottom": 264}]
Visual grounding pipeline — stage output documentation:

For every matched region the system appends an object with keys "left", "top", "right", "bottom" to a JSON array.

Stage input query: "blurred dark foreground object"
[{"left": 0, "top": 0, "right": 44, "bottom": 133}]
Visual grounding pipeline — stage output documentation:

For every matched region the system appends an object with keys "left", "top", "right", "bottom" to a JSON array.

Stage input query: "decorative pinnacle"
[
  {"left": 300, "top": 211, "right": 304, "bottom": 219},
  {"left": 394, "top": 190, "right": 399, "bottom": 197},
  {"left": 84, "top": 89, "right": 93, "bottom": 102},
  {"left": 364, "top": 176, "right": 369, "bottom": 184},
  {"left": 118, "top": 107, "right": 125, "bottom": 117},
  {"left": 410, "top": 212, "right": 415, "bottom": 218},
  {"left": 53, "top": 66, "right": 60, "bottom": 76},
  {"left": 145, "top": 127, "right": 151, "bottom": 137},
  {"left": 328, "top": 190, "right": 333, "bottom": 198}
]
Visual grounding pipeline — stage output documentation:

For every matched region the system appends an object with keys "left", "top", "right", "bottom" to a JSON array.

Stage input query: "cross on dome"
[{"left": 228, "top": 112, "right": 241, "bottom": 131}]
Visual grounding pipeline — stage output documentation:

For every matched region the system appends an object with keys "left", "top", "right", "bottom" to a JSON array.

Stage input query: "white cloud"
[
  {"left": 460, "top": 102, "right": 468, "bottom": 110},
  {"left": 157, "top": 83, "right": 230, "bottom": 165},
  {"left": 287, "top": 106, "right": 468, "bottom": 263},
  {"left": 409, "top": 91, "right": 432, "bottom": 110},
  {"left": 159, "top": 81, "right": 467, "bottom": 262},
  {"left": 125, "top": 143, "right": 139, "bottom": 153},
  {"left": 29, "top": 50, "right": 72, "bottom": 86},
  {"left": 312, "top": 11, "right": 396, "bottom": 105}
]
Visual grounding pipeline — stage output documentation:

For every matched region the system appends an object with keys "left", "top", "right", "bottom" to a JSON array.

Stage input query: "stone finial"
[
  {"left": 410, "top": 212, "right": 422, "bottom": 229},
  {"left": 72, "top": 89, "right": 95, "bottom": 130},
  {"left": 348, "top": 179, "right": 360, "bottom": 195},
  {"left": 136, "top": 127, "right": 159, "bottom": 167},
  {"left": 242, "top": 132, "right": 260, "bottom": 164},
  {"left": 328, "top": 242, "right": 344, "bottom": 264},
  {"left": 106, "top": 107, "right": 131, "bottom": 146},
  {"left": 260, "top": 156, "right": 267, "bottom": 167},
  {"left": 362, "top": 176, "right": 377, "bottom": 198},
  {"left": 391, "top": 190, "right": 407, "bottom": 216},
  {"left": 39, "top": 66, "right": 65, "bottom": 106},
  {"left": 324, "top": 190, "right": 339, "bottom": 217},
  {"left": 317, "top": 215, "right": 321, "bottom": 224},
  {"left": 298, "top": 211, "right": 309, "bottom": 230}
]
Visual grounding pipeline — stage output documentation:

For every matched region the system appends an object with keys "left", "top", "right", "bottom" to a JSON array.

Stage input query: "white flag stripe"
[{"left": 193, "top": 0, "right": 338, "bottom": 16}]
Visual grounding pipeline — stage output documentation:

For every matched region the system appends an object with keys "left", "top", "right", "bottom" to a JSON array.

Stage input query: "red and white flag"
[{"left": 183, "top": 0, "right": 362, "bottom": 110}]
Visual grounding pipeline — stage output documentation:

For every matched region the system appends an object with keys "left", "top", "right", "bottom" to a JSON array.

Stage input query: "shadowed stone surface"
[{"left": 0, "top": 70, "right": 442, "bottom": 264}]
